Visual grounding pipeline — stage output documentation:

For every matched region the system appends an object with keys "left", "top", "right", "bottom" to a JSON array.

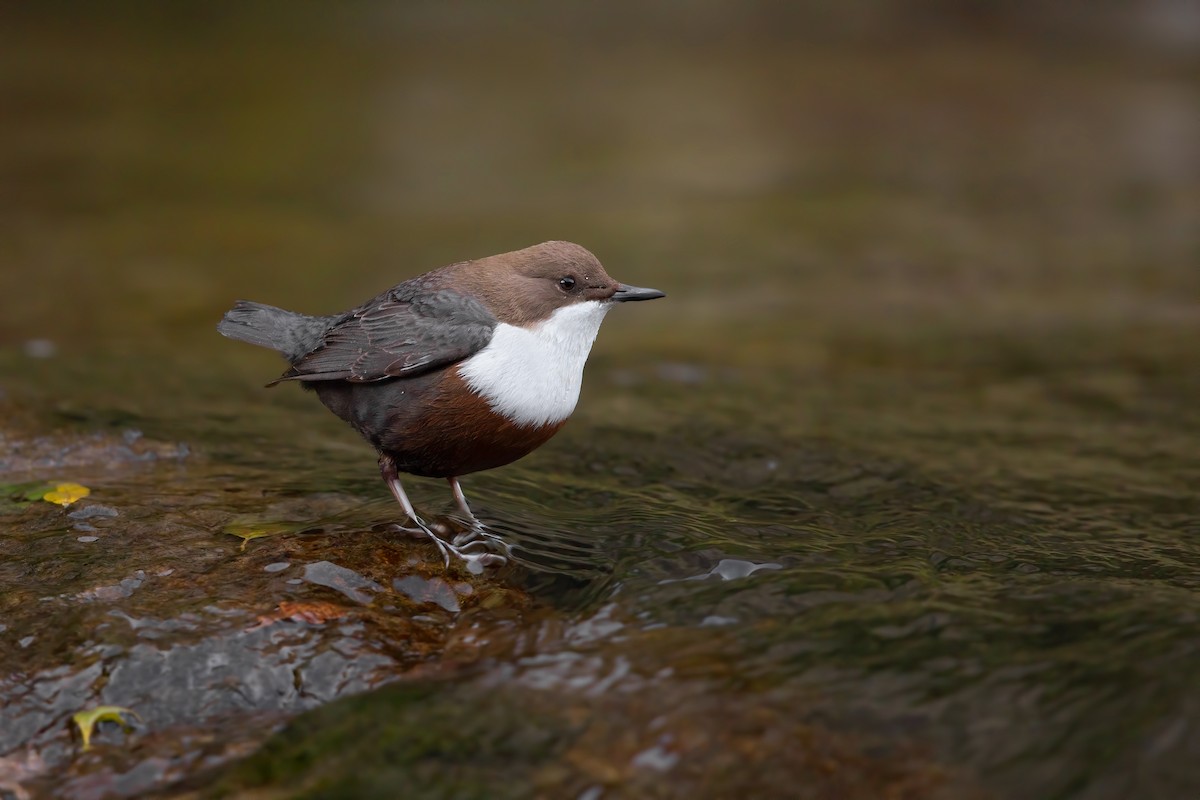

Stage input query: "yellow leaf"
[
  {"left": 224, "top": 520, "right": 304, "bottom": 551},
  {"left": 72, "top": 705, "right": 140, "bottom": 751},
  {"left": 43, "top": 483, "right": 91, "bottom": 506}
]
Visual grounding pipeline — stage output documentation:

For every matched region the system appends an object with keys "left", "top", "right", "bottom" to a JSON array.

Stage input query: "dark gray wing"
[{"left": 271, "top": 287, "right": 497, "bottom": 384}]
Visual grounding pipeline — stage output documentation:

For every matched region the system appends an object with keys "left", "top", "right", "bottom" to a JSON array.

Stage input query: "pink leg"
[
  {"left": 447, "top": 476, "right": 478, "bottom": 523},
  {"left": 377, "top": 455, "right": 506, "bottom": 573}
]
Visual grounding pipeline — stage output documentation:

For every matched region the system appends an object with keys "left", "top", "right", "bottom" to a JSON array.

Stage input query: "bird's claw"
[{"left": 398, "top": 514, "right": 509, "bottom": 573}]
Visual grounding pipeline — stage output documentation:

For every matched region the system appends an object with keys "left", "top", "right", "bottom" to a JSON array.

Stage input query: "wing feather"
[{"left": 271, "top": 286, "right": 496, "bottom": 384}]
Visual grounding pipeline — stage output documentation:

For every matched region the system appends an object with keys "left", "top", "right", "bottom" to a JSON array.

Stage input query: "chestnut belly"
[{"left": 311, "top": 368, "right": 565, "bottom": 478}]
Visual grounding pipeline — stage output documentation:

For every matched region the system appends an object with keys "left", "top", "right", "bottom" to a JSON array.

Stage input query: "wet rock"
[
  {"left": 660, "top": 558, "right": 783, "bottom": 584},
  {"left": 0, "top": 661, "right": 104, "bottom": 755},
  {"left": 706, "top": 559, "right": 782, "bottom": 581},
  {"left": 192, "top": 674, "right": 984, "bottom": 800},
  {"left": 0, "top": 428, "right": 189, "bottom": 476},
  {"left": 0, "top": 749, "right": 43, "bottom": 800},
  {"left": 67, "top": 505, "right": 119, "bottom": 520},
  {"left": 302, "top": 561, "right": 384, "bottom": 605},
  {"left": 392, "top": 575, "right": 461, "bottom": 613},
  {"left": 0, "top": 622, "right": 398, "bottom": 759},
  {"left": 74, "top": 572, "right": 146, "bottom": 604}
]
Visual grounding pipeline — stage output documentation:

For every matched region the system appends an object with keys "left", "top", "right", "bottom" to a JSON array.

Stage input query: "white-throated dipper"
[{"left": 218, "top": 241, "right": 664, "bottom": 568}]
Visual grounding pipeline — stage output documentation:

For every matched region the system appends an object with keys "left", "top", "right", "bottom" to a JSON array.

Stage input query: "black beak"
[{"left": 611, "top": 283, "right": 666, "bottom": 302}]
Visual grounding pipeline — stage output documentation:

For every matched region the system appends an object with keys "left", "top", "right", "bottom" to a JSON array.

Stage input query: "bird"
[{"left": 217, "top": 240, "right": 664, "bottom": 569}]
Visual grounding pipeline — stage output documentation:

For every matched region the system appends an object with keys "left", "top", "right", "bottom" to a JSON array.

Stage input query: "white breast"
[{"left": 458, "top": 300, "right": 612, "bottom": 427}]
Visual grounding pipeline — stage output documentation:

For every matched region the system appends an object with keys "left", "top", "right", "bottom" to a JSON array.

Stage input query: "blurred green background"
[{"left": 2, "top": 1, "right": 1195, "bottom": 374}]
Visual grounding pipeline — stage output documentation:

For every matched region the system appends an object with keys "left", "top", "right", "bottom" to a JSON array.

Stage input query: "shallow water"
[{"left": 2, "top": 5, "right": 1199, "bottom": 799}]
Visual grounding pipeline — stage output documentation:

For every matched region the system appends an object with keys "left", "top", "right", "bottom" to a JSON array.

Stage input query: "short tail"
[{"left": 217, "top": 301, "right": 333, "bottom": 363}]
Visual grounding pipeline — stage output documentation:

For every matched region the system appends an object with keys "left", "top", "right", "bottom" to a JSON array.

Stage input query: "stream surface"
[{"left": 1, "top": 5, "right": 1198, "bottom": 799}]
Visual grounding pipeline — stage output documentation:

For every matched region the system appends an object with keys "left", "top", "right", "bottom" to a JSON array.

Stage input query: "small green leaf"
[
  {"left": 0, "top": 481, "right": 57, "bottom": 510},
  {"left": 72, "top": 705, "right": 141, "bottom": 751}
]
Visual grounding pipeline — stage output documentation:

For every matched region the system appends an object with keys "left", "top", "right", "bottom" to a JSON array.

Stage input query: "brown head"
[{"left": 437, "top": 241, "right": 664, "bottom": 327}]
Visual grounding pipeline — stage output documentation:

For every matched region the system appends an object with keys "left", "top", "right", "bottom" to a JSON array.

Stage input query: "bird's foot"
[
  {"left": 388, "top": 516, "right": 460, "bottom": 539},
  {"left": 389, "top": 523, "right": 427, "bottom": 539},
  {"left": 451, "top": 520, "right": 511, "bottom": 552},
  {"left": 395, "top": 515, "right": 508, "bottom": 575},
  {"left": 448, "top": 520, "right": 512, "bottom": 574}
]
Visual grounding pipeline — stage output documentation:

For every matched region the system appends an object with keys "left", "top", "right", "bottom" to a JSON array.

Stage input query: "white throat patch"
[{"left": 458, "top": 300, "right": 612, "bottom": 427}]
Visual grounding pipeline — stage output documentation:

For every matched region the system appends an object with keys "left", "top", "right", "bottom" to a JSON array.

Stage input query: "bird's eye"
[{"left": 558, "top": 276, "right": 576, "bottom": 291}]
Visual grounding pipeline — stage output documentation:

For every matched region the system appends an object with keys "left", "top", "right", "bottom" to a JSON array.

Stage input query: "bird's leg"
[
  {"left": 446, "top": 476, "right": 512, "bottom": 558},
  {"left": 377, "top": 454, "right": 425, "bottom": 534},
  {"left": 379, "top": 454, "right": 449, "bottom": 560},
  {"left": 378, "top": 455, "right": 505, "bottom": 572},
  {"left": 447, "top": 476, "right": 483, "bottom": 546},
  {"left": 448, "top": 476, "right": 479, "bottom": 524}
]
